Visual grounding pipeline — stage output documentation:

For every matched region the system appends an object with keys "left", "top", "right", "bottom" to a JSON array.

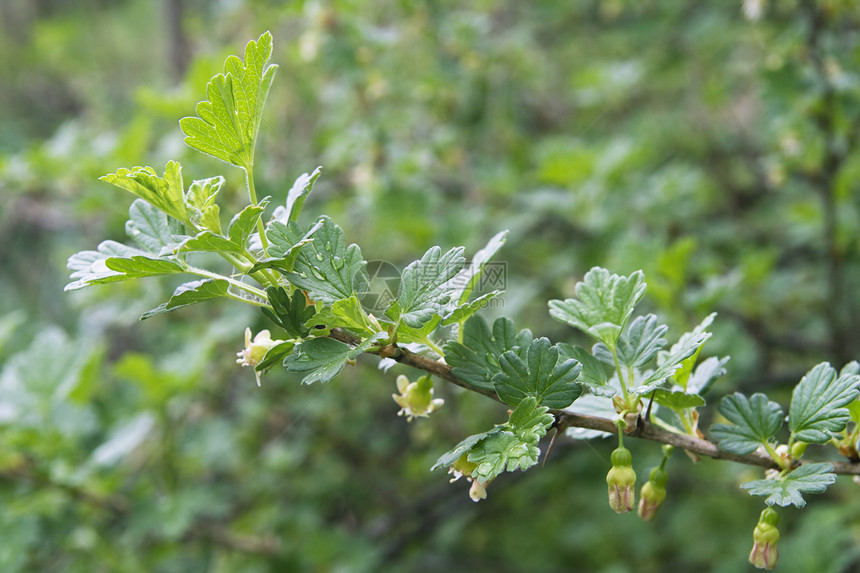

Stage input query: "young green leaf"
[
  {"left": 262, "top": 287, "right": 315, "bottom": 338},
  {"left": 443, "top": 315, "right": 533, "bottom": 392},
  {"left": 250, "top": 218, "right": 324, "bottom": 274},
  {"left": 710, "top": 393, "right": 784, "bottom": 455},
  {"left": 593, "top": 314, "right": 668, "bottom": 368},
  {"left": 66, "top": 240, "right": 184, "bottom": 291},
  {"left": 548, "top": 267, "right": 646, "bottom": 348},
  {"left": 100, "top": 161, "right": 187, "bottom": 223},
  {"left": 430, "top": 428, "right": 503, "bottom": 472},
  {"left": 468, "top": 430, "right": 537, "bottom": 481},
  {"left": 684, "top": 355, "right": 730, "bottom": 396},
  {"left": 177, "top": 200, "right": 268, "bottom": 254},
  {"left": 282, "top": 166, "right": 322, "bottom": 223},
  {"left": 441, "top": 291, "right": 504, "bottom": 326},
  {"left": 788, "top": 362, "right": 860, "bottom": 443},
  {"left": 184, "top": 176, "right": 223, "bottom": 233},
  {"left": 283, "top": 332, "right": 385, "bottom": 385},
  {"left": 387, "top": 246, "right": 465, "bottom": 329},
  {"left": 652, "top": 389, "right": 706, "bottom": 412},
  {"left": 140, "top": 279, "right": 230, "bottom": 319},
  {"left": 382, "top": 315, "right": 441, "bottom": 348},
  {"left": 304, "top": 295, "right": 377, "bottom": 337},
  {"left": 618, "top": 314, "right": 668, "bottom": 367},
  {"left": 631, "top": 320, "right": 711, "bottom": 395},
  {"left": 556, "top": 343, "right": 614, "bottom": 397},
  {"left": 493, "top": 337, "right": 583, "bottom": 409},
  {"left": 179, "top": 31, "right": 278, "bottom": 169},
  {"left": 125, "top": 199, "right": 185, "bottom": 255},
  {"left": 255, "top": 341, "right": 296, "bottom": 373},
  {"left": 740, "top": 462, "right": 836, "bottom": 508},
  {"left": 448, "top": 230, "right": 508, "bottom": 306},
  {"left": 508, "top": 396, "right": 555, "bottom": 444},
  {"left": 663, "top": 313, "right": 716, "bottom": 390},
  {"left": 285, "top": 216, "right": 368, "bottom": 304}
]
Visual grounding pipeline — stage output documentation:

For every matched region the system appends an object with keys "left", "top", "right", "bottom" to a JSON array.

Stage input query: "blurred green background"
[{"left": 2, "top": 0, "right": 860, "bottom": 571}]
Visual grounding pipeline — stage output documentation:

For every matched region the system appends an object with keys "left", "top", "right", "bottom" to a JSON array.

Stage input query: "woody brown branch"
[{"left": 329, "top": 328, "right": 860, "bottom": 476}]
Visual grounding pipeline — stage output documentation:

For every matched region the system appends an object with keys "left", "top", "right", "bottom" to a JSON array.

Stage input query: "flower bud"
[
  {"left": 790, "top": 441, "right": 807, "bottom": 459},
  {"left": 469, "top": 479, "right": 488, "bottom": 502},
  {"left": 606, "top": 446, "right": 636, "bottom": 514},
  {"left": 638, "top": 465, "right": 668, "bottom": 521},
  {"left": 749, "top": 507, "right": 779, "bottom": 570},
  {"left": 392, "top": 374, "right": 444, "bottom": 421}
]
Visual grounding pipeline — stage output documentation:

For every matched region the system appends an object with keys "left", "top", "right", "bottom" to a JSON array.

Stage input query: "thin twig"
[{"left": 329, "top": 328, "right": 860, "bottom": 476}]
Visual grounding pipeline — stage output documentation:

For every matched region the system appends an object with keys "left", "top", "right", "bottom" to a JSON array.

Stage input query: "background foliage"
[{"left": 2, "top": 1, "right": 860, "bottom": 571}]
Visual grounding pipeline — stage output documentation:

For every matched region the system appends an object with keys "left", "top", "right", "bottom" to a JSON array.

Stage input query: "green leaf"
[
  {"left": 617, "top": 314, "right": 668, "bottom": 367},
  {"left": 304, "top": 295, "right": 377, "bottom": 337},
  {"left": 284, "top": 166, "right": 322, "bottom": 223},
  {"left": 177, "top": 201, "right": 267, "bottom": 254},
  {"left": 184, "top": 176, "right": 223, "bottom": 233},
  {"left": 285, "top": 216, "right": 368, "bottom": 304},
  {"left": 468, "top": 399, "right": 553, "bottom": 481},
  {"left": 508, "top": 396, "right": 555, "bottom": 444},
  {"left": 710, "top": 393, "right": 784, "bottom": 455},
  {"left": 251, "top": 218, "right": 324, "bottom": 274},
  {"left": 100, "top": 161, "right": 187, "bottom": 222},
  {"left": 789, "top": 362, "right": 860, "bottom": 443},
  {"left": 468, "top": 430, "right": 536, "bottom": 481},
  {"left": 382, "top": 315, "right": 441, "bottom": 347},
  {"left": 449, "top": 230, "right": 508, "bottom": 305},
  {"left": 283, "top": 332, "right": 385, "bottom": 385},
  {"left": 261, "top": 287, "right": 315, "bottom": 338},
  {"left": 631, "top": 318, "right": 712, "bottom": 395},
  {"left": 387, "top": 246, "right": 465, "bottom": 329},
  {"left": 140, "top": 279, "right": 230, "bottom": 319},
  {"left": 179, "top": 31, "right": 278, "bottom": 169},
  {"left": 103, "top": 256, "right": 184, "bottom": 277},
  {"left": 557, "top": 343, "right": 614, "bottom": 397},
  {"left": 548, "top": 267, "right": 646, "bottom": 348},
  {"left": 740, "top": 463, "right": 836, "bottom": 508},
  {"left": 65, "top": 241, "right": 185, "bottom": 290},
  {"left": 125, "top": 199, "right": 184, "bottom": 255},
  {"left": 443, "top": 316, "right": 533, "bottom": 392},
  {"left": 255, "top": 341, "right": 296, "bottom": 373},
  {"left": 441, "top": 291, "right": 504, "bottom": 326},
  {"left": 430, "top": 428, "right": 503, "bottom": 472},
  {"left": 653, "top": 389, "right": 706, "bottom": 412},
  {"left": 493, "top": 337, "right": 583, "bottom": 409},
  {"left": 667, "top": 312, "right": 717, "bottom": 390},
  {"left": 685, "top": 355, "right": 730, "bottom": 396}
]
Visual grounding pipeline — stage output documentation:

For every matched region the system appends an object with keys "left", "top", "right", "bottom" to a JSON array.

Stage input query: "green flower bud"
[
  {"left": 638, "top": 466, "right": 668, "bottom": 521},
  {"left": 606, "top": 446, "right": 636, "bottom": 513},
  {"left": 790, "top": 441, "right": 807, "bottom": 459},
  {"left": 749, "top": 507, "right": 779, "bottom": 570}
]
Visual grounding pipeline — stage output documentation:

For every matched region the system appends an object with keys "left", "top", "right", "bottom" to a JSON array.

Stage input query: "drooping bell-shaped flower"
[
  {"left": 749, "top": 507, "right": 780, "bottom": 570},
  {"left": 606, "top": 445, "right": 636, "bottom": 514},
  {"left": 638, "top": 464, "right": 668, "bottom": 521}
]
